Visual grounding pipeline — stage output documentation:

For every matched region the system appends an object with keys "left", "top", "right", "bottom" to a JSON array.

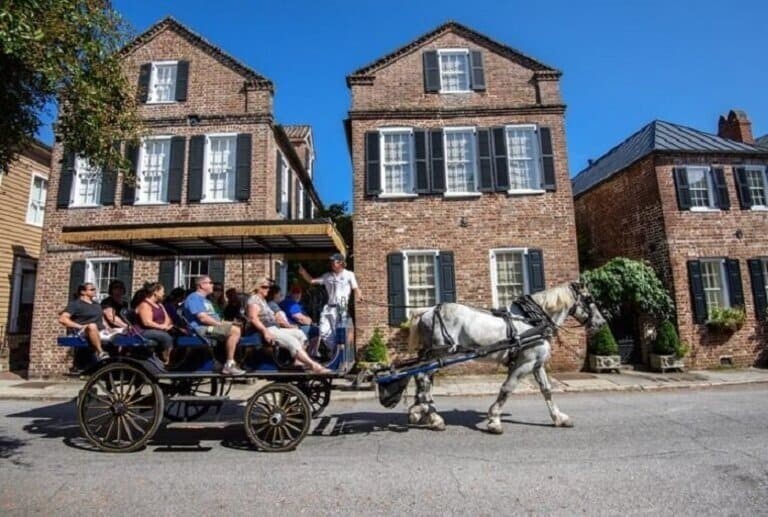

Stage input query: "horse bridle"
[{"left": 568, "top": 283, "right": 596, "bottom": 329}]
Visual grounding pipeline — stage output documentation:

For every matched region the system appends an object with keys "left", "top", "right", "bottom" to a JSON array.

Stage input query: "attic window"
[
  {"left": 437, "top": 49, "right": 470, "bottom": 93},
  {"left": 148, "top": 61, "right": 178, "bottom": 103}
]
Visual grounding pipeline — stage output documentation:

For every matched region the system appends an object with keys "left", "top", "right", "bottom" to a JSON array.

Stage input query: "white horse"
[{"left": 402, "top": 282, "right": 607, "bottom": 434}]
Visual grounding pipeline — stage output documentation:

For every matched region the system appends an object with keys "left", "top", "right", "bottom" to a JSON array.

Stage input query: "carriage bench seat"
[
  {"left": 113, "top": 334, "right": 157, "bottom": 347},
  {"left": 57, "top": 336, "right": 88, "bottom": 348},
  {"left": 174, "top": 333, "right": 263, "bottom": 347}
]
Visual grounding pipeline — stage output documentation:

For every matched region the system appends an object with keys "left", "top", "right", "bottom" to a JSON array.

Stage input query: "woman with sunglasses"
[{"left": 245, "top": 277, "right": 330, "bottom": 374}]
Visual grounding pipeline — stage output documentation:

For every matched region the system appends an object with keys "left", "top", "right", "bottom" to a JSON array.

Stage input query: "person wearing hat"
[{"left": 298, "top": 253, "right": 361, "bottom": 354}]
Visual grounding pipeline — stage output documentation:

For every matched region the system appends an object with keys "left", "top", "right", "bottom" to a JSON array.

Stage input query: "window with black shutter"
[
  {"left": 122, "top": 145, "right": 138, "bottom": 206},
  {"left": 538, "top": 127, "right": 556, "bottom": 191},
  {"left": 490, "top": 248, "right": 544, "bottom": 309},
  {"left": 235, "top": 133, "right": 252, "bottom": 201},
  {"left": 167, "top": 137, "right": 185, "bottom": 204},
  {"left": 57, "top": 152, "right": 75, "bottom": 208},
  {"left": 387, "top": 251, "right": 457, "bottom": 325},
  {"left": 422, "top": 51, "right": 440, "bottom": 93},
  {"left": 187, "top": 136, "right": 205, "bottom": 203},
  {"left": 175, "top": 61, "right": 189, "bottom": 102},
  {"left": 364, "top": 131, "right": 381, "bottom": 197},
  {"left": 675, "top": 166, "right": 723, "bottom": 211},
  {"left": 688, "top": 258, "right": 743, "bottom": 323},
  {"left": 734, "top": 165, "right": 768, "bottom": 209},
  {"left": 469, "top": 51, "right": 485, "bottom": 91},
  {"left": 748, "top": 259, "right": 768, "bottom": 321}
]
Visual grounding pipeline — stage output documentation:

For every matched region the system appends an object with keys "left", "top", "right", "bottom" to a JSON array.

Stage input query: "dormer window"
[
  {"left": 437, "top": 49, "right": 470, "bottom": 93},
  {"left": 148, "top": 61, "right": 178, "bottom": 103},
  {"left": 423, "top": 50, "right": 485, "bottom": 93}
]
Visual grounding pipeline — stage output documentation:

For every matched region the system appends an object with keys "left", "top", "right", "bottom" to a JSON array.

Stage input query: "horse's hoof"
[
  {"left": 427, "top": 413, "right": 446, "bottom": 431},
  {"left": 555, "top": 417, "right": 573, "bottom": 428},
  {"left": 486, "top": 421, "right": 504, "bottom": 434},
  {"left": 408, "top": 408, "right": 424, "bottom": 425}
]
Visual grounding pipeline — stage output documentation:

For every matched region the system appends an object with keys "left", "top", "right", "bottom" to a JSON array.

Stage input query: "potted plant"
[
  {"left": 362, "top": 327, "right": 390, "bottom": 368},
  {"left": 650, "top": 320, "right": 688, "bottom": 372},
  {"left": 587, "top": 325, "right": 621, "bottom": 373},
  {"left": 705, "top": 306, "right": 746, "bottom": 333}
]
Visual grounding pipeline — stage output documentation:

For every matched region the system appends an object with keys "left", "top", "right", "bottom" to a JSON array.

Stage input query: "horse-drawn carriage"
[{"left": 56, "top": 220, "right": 606, "bottom": 452}]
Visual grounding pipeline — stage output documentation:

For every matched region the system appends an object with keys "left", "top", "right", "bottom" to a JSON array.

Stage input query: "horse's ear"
[{"left": 571, "top": 281, "right": 583, "bottom": 292}]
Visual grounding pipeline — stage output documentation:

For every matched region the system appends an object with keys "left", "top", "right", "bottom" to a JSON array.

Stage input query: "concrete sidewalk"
[{"left": 1, "top": 367, "right": 767, "bottom": 401}]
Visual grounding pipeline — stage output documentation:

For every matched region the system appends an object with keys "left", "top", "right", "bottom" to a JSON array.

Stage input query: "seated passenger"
[
  {"left": 222, "top": 287, "right": 245, "bottom": 323},
  {"left": 208, "top": 282, "right": 226, "bottom": 318},
  {"left": 266, "top": 285, "right": 295, "bottom": 329},
  {"left": 279, "top": 285, "right": 320, "bottom": 354},
  {"left": 101, "top": 280, "right": 129, "bottom": 330},
  {"left": 246, "top": 277, "right": 330, "bottom": 374},
  {"left": 58, "top": 283, "right": 122, "bottom": 361},
  {"left": 163, "top": 287, "right": 186, "bottom": 327},
  {"left": 135, "top": 282, "right": 174, "bottom": 364},
  {"left": 182, "top": 275, "right": 244, "bottom": 375}
]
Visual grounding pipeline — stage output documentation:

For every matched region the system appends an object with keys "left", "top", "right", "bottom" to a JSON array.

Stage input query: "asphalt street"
[{"left": 1, "top": 385, "right": 767, "bottom": 516}]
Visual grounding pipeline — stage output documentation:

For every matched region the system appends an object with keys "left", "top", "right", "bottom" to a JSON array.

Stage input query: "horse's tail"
[{"left": 407, "top": 308, "right": 429, "bottom": 353}]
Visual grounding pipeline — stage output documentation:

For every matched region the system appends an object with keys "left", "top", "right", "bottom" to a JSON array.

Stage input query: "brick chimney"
[{"left": 718, "top": 109, "right": 754, "bottom": 144}]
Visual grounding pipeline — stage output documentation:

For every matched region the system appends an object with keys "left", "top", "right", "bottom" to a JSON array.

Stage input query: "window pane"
[
  {"left": 406, "top": 254, "right": 436, "bottom": 314},
  {"left": 439, "top": 52, "right": 469, "bottom": 92},
  {"left": 506, "top": 128, "right": 539, "bottom": 190},
  {"left": 445, "top": 130, "right": 476, "bottom": 193},
  {"left": 139, "top": 139, "right": 170, "bottom": 203},
  {"left": 382, "top": 132, "right": 412, "bottom": 194},
  {"left": 28, "top": 176, "right": 47, "bottom": 225},
  {"left": 281, "top": 163, "right": 289, "bottom": 215},
  {"left": 207, "top": 136, "right": 236, "bottom": 201},
  {"left": 152, "top": 64, "right": 177, "bottom": 102},
  {"left": 701, "top": 261, "right": 725, "bottom": 316},
  {"left": 73, "top": 158, "right": 101, "bottom": 206},
  {"left": 91, "top": 261, "right": 119, "bottom": 301},
  {"left": 687, "top": 167, "right": 711, "bottom": 208},
  {"left": 180, "top": 259, "right": 209, "bottom": 290},
  {"left": 746, "top": 167, "right": 767, "bottom": 206},
  {"left": 495, "top": 251, "right": 524, "bottom": 307}
]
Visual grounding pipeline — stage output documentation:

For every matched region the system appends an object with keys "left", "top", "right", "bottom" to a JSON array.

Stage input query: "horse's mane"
[{"left": 530, "top": 283, "right": 574, "bottom": 314}]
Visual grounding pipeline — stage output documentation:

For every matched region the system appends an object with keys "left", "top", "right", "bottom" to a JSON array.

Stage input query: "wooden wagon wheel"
[
  {"left": 163, "top": 378, "right": 219, "bottom": 422},
  {"left": 244, "top": 383, "right": 311, "bottom": 452},
  {"left": 77, "top": 362, "right": 164, "bottom": 453},
  {"left": 297, "top": 378, "right": 332, "bottom": 418}
]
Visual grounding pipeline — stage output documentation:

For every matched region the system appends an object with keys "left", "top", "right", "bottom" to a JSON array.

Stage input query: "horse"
[{"left": 401, "top": 281, "right": 607, "bottom": 434}]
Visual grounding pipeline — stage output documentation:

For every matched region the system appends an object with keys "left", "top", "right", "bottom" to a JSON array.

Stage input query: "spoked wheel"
[
  {"left": 244, "top": 383, "right": 311, "bottom": 452},
  {"left": 297, "top": 378, "right": 332, "bottom": 418},
  {"left": 77, "top": 363, "right": 164, "bottom": 452},
  {"left": 163, "top": 378, "right": 219, "bottom": 422}
]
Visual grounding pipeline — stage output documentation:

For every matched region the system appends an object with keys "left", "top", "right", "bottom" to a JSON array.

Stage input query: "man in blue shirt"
[
  {"left": 280, "top": 285, "right": 320, "bottom": 351},
  {"left": 183, "top": 275, "right": 244, "bottom": 375}
]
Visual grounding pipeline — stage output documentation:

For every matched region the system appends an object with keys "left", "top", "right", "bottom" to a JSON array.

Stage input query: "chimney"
[{"left": 717, "top": 109, "right": 754, "bottom": 144}]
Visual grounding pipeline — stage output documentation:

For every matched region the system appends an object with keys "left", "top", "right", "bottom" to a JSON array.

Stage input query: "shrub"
[
  {"left": 706, "top": 306, "right": 746, "bottom": 332},
  {"left": 588, "top": 325, "right": 619, "bottom": 356},
  {"left": 653, "top": 320, "right": 688, "bottom": 358},
  {"left": 364, "top": 327, "right": 389, "bottom": 364}
]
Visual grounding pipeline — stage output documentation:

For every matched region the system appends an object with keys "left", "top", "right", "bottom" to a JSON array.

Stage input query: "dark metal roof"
[
  {"left": 572, "top": 120, "right": 767, "bottom": 197},
  {"left": 756, "top": 134, "right": 768, "bottom": 150},
  {"left": 283, "top": 125, "right": 311, "bottom": 140}
]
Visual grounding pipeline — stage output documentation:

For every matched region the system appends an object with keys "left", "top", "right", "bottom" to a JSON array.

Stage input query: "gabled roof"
[
  {"left": 572, "top": 120, "right": 768, "bottom": 197},
  {"left": 346, "top": 21, "right": 559, "bottom": 86},
  {"left": 283, "top": 125, "right": 312, "bottom": 140},
  {"left": 121, "top": 16, "right": 273, "bottom": 89},
  {"left": 756, "top": 134, "right": 768, "bottom": 150}
]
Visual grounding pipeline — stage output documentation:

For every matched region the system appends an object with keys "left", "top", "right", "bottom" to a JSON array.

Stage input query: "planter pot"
[
  {"left": 588, "top": 354, "right": 621, "bottom": 373},
  {"left": 649, "top": 353, "right": 685, "bottom": 373}
]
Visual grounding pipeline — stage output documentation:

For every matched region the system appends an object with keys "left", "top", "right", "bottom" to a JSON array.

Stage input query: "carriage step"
[
  {"left": 165, "top": 421, "right": 234, "bottom": 430},
  {"left": 167, "top": 396, "right": 229, "bottom": 404}
]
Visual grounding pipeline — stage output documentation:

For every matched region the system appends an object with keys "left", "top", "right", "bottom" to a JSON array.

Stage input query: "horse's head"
[{"left": 568, "top": 282, "right": 607, "bottom": 334}]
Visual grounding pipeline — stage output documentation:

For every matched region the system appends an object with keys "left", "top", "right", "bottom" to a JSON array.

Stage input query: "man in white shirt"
[{"left": 298, "top": 253, "right": 362, "bottom": 353}]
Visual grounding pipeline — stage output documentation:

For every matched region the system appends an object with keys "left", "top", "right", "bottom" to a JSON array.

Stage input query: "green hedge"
[{"left": 588, "top": 325, "right": 619, "bottom": 355}]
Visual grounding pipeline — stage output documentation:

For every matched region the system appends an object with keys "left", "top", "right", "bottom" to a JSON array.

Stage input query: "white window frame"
[
  {"left": 490, "top": 248, "right": 530, "bottom": 309},
  {"left": 443, "top": 126, "right": 480, "bottom": 197},
  {"left": 403, "top": 250, "right": 440, "bottom": 316},
  {"left": 26, "top": 172, "right": 48, "bottom": 226},
  {"left": 379, "top": 127, "right": 416, "bottom": 198},
  {"left": 175, "top": 257, "right": 212, "bottom": 291},
  {"left": 684, "top": 166, "right": 718, "bottom": 211},
  {"left": 274, "top": 260, "right": 287, "bottom": 293},
  {"left": 437, "top": 48, "right": 471, "bottom": 94},
  {"left": 202, "top": 133, "right": 237, "bottom": 203},
  {"left": 505, "top": 124, "right": 544, "bottom": 194},
  {"left": 147, "top": 60, "right": 178, "bottom": 104},
  {"left": 743, "top": 165, "right": 768, "bottom": 210},
  {"left": 135, "top": 136, "right": 171, "bottom": 205},
  {"left": 279, "top": 155, "right": 290, "bottom": 217},
  {"left": 85, "top": 257, "right": 125, "bottom": 302},
  {"left": 296, "top": 182, "right": 305, "bottom": 219},
  {"left": 700, "top": 258, "right": 730, "bottom": 317},
  {"left": 69, "top": 157, "right": 102, "bottom": 208}
]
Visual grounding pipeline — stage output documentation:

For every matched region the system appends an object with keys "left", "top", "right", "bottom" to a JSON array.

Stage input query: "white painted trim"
[
  {"left": 147, "top": 61, "right": 179, "bottom": 104},
  {"left": 504, "top": 125, "right": 542, "bottom": 191},
  {"left": 379, "top": 128, "right": 415, "bottom": 196},
  {"left": 69, "top": 156, "right": 102, "bottom": 208},
  {"left": 202, "top": 133, "right": 237, "bottom": 203},
  {"left": 437, "top": 49, "right": 471, "bottom": 94},
  {"left": 443, "top": 192, "right": 482, "bottom": 198},
  {"left": 682, "top": 165, "right": 718, "bottom": 210},
  {"left": 175, "top": 257, "right": 213, "bottom": 290},
  {"left": 507, "top": 188, "right": 546, "bottom": 195},
  {"left": 25, "top": 172, "right": 48, "bottom": 226},
  {"left": 699, "top": 258, "right": 731, "bottom": 311},
  {"left": 402, "top": 250, "right": 440, "bottom": 314},
  {"left": 443, "top": 126, "right": 478, "bottom": 195},
  {"left": 378, "top": 193, "right": 418, "bottom": 199},
  {"left": 489, "top": 248, "right": 529, "bottom": 309},
  {"left": 136, "top": 136, "right": 172, "bottom": 204}
]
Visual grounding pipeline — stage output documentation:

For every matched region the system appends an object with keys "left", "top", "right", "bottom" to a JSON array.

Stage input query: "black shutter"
[
  {"left": 209, "top": 259, "right": 225, "bottom": 285},
  {"left": 387, "top": 253, "right": 406, "bottom": 326},
  {"left": 116, "top": 260, "right": 133, "bottom": 295},
  {"left": 748, "top": 259, "right": 768, "bottom": 321},
  {"left": 726, "top": 259, "right": 744, "bottom": 308},
  {"left": 235, "top": 133, "right": 252, "bottom": 201},
  {"left": 734, "top": 167, "right": 752, "bottom": 209},
  {"left": 99, "top": 142, "right": 120, "bottom": 206},
  {"left": 275, "top": 150, "right": 283, "bottom": 212},
  {"left": 122, "top": 144, "right": 138, "bottom": 206},
  {"left": 414, "top": 129, "right": 430, "bottom": 193},
  {"left": 287, "top": 168, "right": 293, "bottom": 219},
  {"left": 538, "top": 127, "right": 556, "bottom": 191},
  {"left": 158, "top": 260, "right": 176, "bottom": 290},
  {"left": 57, "top": 151, "right": 75, "bottom": 208},
  {"left": 303, "top": 191, "right": 312, "bottom": 220},
  {"left": 712, "top": 167, "right": 729, "bottom": 210},
  {"left": 687, "top": 260, "right": 707, "bottom": 323},
  {"left": 674, "top": 167, "right": 691, "bottom": 210},
  {"left": 69, "top": 261, "right": 86, "bottom": 300},
  {"left": 469, "top": 51, "right": 485, "bottom": 91},
  {"left": 187, "top": 135, "right": 204, "bottom": 203},
  {"left": 423, "top": 51, "right": 440, "bottom": 93},
  {"left": 364, "top": 132, "right": 381, "bottom": 196},
  {"left": 477, "top": 128, "right": 494, "bottom": 192},
  {"left": 167, "top": 136, "right": 185, "bottom": 203},
  {"left": 137, "top": 63, "right": 151, "bottom": 103},
  {"left": 492, "top": 127, "right": 509, "bottom": 192},
  {"left": 429, "top": 129, "right": 445, "bottom": 193},
  {"left": 304, "top": 147, "right": 311, "bottom": 171},
  {"left": 175, "top": 60, "right": 189, "bottom": 102},
  {"left": 527, "top": 249, "right": 545, "bottom": 293},
  {"left": 438, "top": 252, "right": 456, "bottom": 303}
]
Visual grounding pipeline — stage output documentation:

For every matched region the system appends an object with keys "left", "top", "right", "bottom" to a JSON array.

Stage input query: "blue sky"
[{"left": 37, "top": 0, "right": 767, "bottom": 208}]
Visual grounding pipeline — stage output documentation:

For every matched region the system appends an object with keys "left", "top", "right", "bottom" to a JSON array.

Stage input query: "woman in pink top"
[{"left": 136, "top": 282, "right": 174, "bottom": 364}]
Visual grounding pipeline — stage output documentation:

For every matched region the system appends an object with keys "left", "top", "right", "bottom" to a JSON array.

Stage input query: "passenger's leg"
[
  {"left": 225, "top": 324, "right": 240, "bottom": 363},
  {"left": 83, "top": 323, "right": 104, "bottom": 355}
]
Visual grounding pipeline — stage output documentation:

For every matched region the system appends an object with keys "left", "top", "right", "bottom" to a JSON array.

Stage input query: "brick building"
[
  {"left": 0, "top": 140, "right": 51, "bottom": 371},
  {"left": 345, "top": 22, "right": 584, "bottom": 370},
  {"left": 29, "top": 17, "right": 341, "bottom": 377},
  {"left": 572, "top": 110, "right": 768, "bottom": 368}
]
